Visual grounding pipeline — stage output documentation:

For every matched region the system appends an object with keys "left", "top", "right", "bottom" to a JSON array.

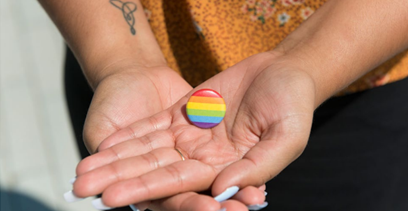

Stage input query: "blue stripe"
[{"left": 188, "top": 115, "right": 223, "bottom": 123}]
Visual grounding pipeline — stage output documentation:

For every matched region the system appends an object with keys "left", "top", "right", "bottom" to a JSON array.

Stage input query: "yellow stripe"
[
  {"left": 186, "top": 102, "right": 226, "bottom": 111},
  {"left": 189, "top": 96, "right": 225, "bottom": 104}
]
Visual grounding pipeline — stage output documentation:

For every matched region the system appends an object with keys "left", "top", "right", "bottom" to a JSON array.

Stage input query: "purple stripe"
[{"left": 192, "top": 122, "right": 219, "bottom": 129}]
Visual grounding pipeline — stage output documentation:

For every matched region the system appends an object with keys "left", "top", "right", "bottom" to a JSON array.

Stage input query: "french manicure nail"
[
  {"left": 247, "top": 202, "right": 268, "bottom": 210},
  {"left": 63, "top": 190, "right": 84, "bottom": 202},
  {"left": 69, "top": 177, "right": 77, "bottom": 184},
  {"left": 214, "top": 186, "right": 239, "bottom": 202},
  {"left": 217, "top": 208, "right": 227, "bottom": 211},
  {"left": 129, "top": 204, "right": 140, "bottom": 211},
  {"left": 92, "top": 198, "right": 114, "bottom": 210}
]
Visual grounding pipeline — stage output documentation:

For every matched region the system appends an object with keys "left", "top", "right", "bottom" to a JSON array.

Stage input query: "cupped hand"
[
  {"left": 83, "top": 65, "right": 192, "bottom": 152},
  {"left": 73, "top": 51, "right": 316, "bottom": 210},
  {"left": 77, "top": 64, "right": 266, "bottom": 210}
]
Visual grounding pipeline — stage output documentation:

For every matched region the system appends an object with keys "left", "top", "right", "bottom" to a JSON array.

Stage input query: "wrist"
[
  {"left": 265, "top": 49, "right": 320, "bottom": 108},
  {"left": 83, "top": 56, "right": 168, "bottom": 90},
  {"left": 91, "top": 64, "right": 191, "bottom": 105}
]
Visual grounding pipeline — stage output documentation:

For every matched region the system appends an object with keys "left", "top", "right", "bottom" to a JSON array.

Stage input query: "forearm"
[
  {"left": 39, "top": 0, "right": 166, "bottom": 89},
  {"left": 275, "top": 0, "right": 408, "bottom": 107}
]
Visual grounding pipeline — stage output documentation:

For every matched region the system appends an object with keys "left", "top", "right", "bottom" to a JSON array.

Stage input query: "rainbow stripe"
[{"left": 186, "top": 89, "right": 226, "bottom": 128}]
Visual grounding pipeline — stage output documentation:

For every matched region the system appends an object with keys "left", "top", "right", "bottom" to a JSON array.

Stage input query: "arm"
[
  {"left": 69, "top": 0, "right": 408, "bottom": 210},
  {"left": 43, "top": 1, "right": 266, "bottom": 210},
  {"left": 39, "top": 0, "right": 165, "bottom": 88},
  {"left": 39, "top": 0, "right": 192, "bottom": 152},
  {"left": 213, "top": 0, "right": 408, "bottom": 192},
  {"left": 274, "top": 0, "right": 408, "bottom": 107}
]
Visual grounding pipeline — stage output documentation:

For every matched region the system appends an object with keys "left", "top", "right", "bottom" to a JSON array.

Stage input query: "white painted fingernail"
[
  {"left": 247, "top": 202, "right": 268, "bottom": 210},
  {"left": 63, "top": 190, "right": 84, "bottom": 202},
  {"left": 129, "top": 204, "right": 140, "bottom": 211},
  {"left": 217, "top": 208, "right": 227, "bottom": 211},
  {"left": 264, "top": 191, "right": 268, "bottom": 196},
  {"left": 214, "top": 186, "right": 239, "bottom": 202},
  {"left": 69, "top": 177, "right": 77, "bottom": 184},
  {"left": 92, "top": 198, "right": 114, "bottom": 210}
]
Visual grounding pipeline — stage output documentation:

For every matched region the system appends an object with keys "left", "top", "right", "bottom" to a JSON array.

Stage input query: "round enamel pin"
[{"left": 186, "top": 89, "right": 226, "bottom": 129}]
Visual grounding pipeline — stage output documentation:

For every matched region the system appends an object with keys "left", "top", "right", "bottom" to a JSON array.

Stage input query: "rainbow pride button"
[{"left": 186, "top": 89, "right": 226, "bottom": 129}]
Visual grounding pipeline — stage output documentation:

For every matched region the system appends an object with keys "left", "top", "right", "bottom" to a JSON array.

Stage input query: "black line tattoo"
[{"left": 110, "top": 0, "right": 137, "bottom": 35}]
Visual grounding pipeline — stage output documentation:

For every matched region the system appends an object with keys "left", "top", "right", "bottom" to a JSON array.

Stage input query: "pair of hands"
[{"left": 72, "top": 51, "right": 316, "bottom": 211}]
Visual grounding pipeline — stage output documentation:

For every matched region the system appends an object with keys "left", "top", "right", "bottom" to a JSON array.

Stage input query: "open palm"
[
  {"left": 83, "top": 65, "right": 192, "bottom": 152},
  {"left": 74, "top": 52, "right": 316, "bottom": 210}
]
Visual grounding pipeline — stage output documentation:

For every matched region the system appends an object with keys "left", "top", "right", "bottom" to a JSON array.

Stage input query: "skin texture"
[
  {"left": 83, "top": 66, "right": 191, "bottom": 152},
  {"left": 74, "top": 51, "right": 315, "bottom": 210},
  {"left": 39, "top": 0, "right": 266, "bottom": 209},
  {"left": 40, "top": 0, "right": 408, "bottom": 210}
]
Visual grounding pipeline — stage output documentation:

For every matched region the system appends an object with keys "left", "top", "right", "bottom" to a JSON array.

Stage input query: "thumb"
[{"left": 212, "top": 114, "right": 312, "bottom": 196}]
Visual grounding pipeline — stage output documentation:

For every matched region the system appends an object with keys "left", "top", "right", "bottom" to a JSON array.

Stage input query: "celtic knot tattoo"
[{"left": 110, "top": 0, "right": 137, "bottom": 35}]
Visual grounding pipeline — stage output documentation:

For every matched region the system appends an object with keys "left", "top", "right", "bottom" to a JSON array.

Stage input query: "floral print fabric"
[
  {"left": 141, "top": 0, "right": 408, "bottom": 94},
  {"left": 241, "top": 0, "right": 314, "bottom": 25}
]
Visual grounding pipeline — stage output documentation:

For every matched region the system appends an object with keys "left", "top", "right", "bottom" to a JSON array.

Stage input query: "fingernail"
[
  {"left": 63, "top": 190, "right": 84, "bottom": 202},
  {"left": 129, "top": 204, "right": 140, "bottom": 211},
  {"left": 92, "top": 198, "right": 114, "bottom": 210},
  {"left": 264, "top": 191, "right": 268, "bottom": 196},
  {"left": 69, "top": 177, "right": 77, "bottom": 184},
  {"left": 247, "top": 202, "right": 268, "bottom": 210},
  {"left": 217, "top": 208, "right": 227, "bottom": 211},
  {"left": 213, "top": 186, "right": 239, "bottom": 202}
]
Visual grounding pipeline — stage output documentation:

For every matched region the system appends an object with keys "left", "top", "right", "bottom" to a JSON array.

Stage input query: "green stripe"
[{"left": 187, "top": 109, "right": 226, "bottom": 117}]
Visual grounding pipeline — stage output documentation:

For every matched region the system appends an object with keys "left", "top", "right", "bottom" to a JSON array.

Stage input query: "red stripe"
[{"left": 192, "top": 89, "right": 222, "bottom": 98}]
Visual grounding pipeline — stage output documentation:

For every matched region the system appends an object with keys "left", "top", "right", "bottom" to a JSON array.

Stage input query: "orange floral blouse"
[{"left": 140, "top": 0, "right": 408, "bottom": 95}]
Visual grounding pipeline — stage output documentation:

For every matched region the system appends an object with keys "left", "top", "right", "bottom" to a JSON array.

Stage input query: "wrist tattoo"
[{"left": 110, "top": 0, "right": 137, "bottom": 35}]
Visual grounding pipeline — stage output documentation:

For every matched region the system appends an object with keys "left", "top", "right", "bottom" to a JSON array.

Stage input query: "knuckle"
[
  {"left": 140, "top": 136, "right": 155, "bottom": 151},
  {"left": 109, "top": 162, "right": 123, "bottom": 182},
  {"left": 163, "top": 165, "right": 185, "bottom": 191},
  {"left": 140, "top": 152, "right": 161, "bottom": 169}
]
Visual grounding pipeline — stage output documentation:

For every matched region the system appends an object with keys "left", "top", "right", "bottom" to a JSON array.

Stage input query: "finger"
[
  {"left": 73, "top": 147, "right": 183, "bottom": 198},
  {"left": 149, "top": 192, "right": 221, "bottom": 211},
  {"left": 258, "top": 184, "right": 266, "bottom": 192},
  {"left": 212, "top": 122, "right": 310, "bottom": 197},
  {"left": 130, "top": 201, "right": 149, "bottom": 211},
  {"left": 145, "top": 189, "right": 255, "bottom": 211},
  {"left": 221, "top": 199, "right": 251, "bottom": 211},
  {"left": 100, "top": 160, "right": 216, "bottom": 207},
  {"left": 76, "top": 130, "right": 175, "bottom": 175},
  {"left": 231, "top": 186, "right": 265, "bottom": 206},
  {"left": 98, "top": 110, "right": 173, "bottom": 151}
]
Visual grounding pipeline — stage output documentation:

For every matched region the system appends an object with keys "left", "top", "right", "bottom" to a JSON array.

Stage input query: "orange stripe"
[{"left": 189, "top": 96, "right": 225, "bottom": 104}]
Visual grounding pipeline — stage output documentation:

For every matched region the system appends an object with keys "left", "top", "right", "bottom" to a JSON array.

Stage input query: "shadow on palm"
[{"left": 74, "top": 52, "right": 315, "bottom": 209}]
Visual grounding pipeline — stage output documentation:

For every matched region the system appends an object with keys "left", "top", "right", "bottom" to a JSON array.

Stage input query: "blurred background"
[{"left": 1, "top": 0, "right": 94, "bottom": 210}]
